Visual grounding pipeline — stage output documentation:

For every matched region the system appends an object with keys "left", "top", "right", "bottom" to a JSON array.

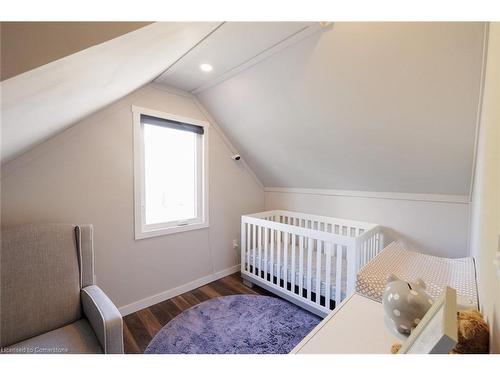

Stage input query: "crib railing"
[{"left": 241, "top": 210, "right": 383, "bottom": 317}]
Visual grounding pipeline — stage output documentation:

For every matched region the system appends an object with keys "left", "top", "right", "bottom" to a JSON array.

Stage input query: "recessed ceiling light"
[{"left": 200, "top": 63, "right": 213, "bottom": 72}]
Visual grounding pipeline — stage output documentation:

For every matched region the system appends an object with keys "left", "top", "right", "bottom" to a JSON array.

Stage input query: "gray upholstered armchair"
[{"left": 1, "top": 224, "right": 123, "bottom": 354}]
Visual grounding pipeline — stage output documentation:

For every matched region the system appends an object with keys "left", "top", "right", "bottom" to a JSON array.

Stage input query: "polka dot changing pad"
[{"left": 355, "top": 241, "right": 478, "bottom": 307}]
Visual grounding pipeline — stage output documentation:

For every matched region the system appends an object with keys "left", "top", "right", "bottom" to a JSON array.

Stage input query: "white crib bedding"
[
  {"left": 356, "top": 241, "right": 478, "bottom": 306},
  {"left": 247, "top": 245, "right": 348, "bottom": 301}
]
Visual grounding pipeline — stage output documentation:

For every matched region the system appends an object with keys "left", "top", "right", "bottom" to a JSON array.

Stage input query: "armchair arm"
[{"left": 81, "top": 285, "right": 124, "bottom": 354}]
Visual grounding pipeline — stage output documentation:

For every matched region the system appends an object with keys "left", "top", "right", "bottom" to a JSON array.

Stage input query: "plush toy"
[
  {"left": 382, "top": 274, "right": 433, "bottom": 335},
  {"left": 452, "top": 310, "right": 489, "bottom": 353},
  {"left": 391, "top": 309, "right": 490, "bottom": 354}
]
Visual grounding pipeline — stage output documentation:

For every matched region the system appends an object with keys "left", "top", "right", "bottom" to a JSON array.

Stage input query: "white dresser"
[{"left": 292, "top": 293, "right": 397, "bottom": 354}]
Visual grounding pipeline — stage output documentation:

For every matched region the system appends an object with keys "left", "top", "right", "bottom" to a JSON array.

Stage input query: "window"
[{"left": 133, "top": 106, "right": 209, "bottom": 239}]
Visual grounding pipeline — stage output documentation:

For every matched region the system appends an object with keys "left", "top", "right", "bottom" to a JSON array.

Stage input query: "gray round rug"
[{"left": 144, "top": 294, "right": 321, "bottom": 354}]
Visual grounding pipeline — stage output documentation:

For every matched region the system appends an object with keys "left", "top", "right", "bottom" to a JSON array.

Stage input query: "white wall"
[
  {"left": 199, "top": 22, "right": 485, "bottom": 195},
  {"left": 469, "top": 23, "right": 500, "bottom": 353},
  {"left": 0, "top": 83, "right": 265, "bottom": 314},
  {"left": 265, "top": 189, "right": 469, "bottom": 258}
]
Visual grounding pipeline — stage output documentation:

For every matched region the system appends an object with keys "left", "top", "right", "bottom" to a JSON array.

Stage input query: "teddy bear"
[
  {"left": 382, "top": 274, "right": 433, "bottom": 335},
  {"left": 391, "top": 309, "right": 490, "bottom": 354}
]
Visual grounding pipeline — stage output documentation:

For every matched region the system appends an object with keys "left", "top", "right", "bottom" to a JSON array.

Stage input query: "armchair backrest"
[{"left": 1, "top": 223, "right": 94, "bottom": 347}]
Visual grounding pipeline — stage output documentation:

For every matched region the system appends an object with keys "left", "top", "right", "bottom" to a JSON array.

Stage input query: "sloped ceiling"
[
  {"left": 0, "top": 22, "right": 153, "bottom": 81},
  {"left": 1, "top": 22, "right": 486, "bottom": 198},
  {"left": 154, "top": 22, "right": 323, "bottom": 92},
  {"left": 1, "top": 22, "right": 220, "bottom": 163},
  {"left": 196, "top": 22, "right": 485, "bottom": 195}
]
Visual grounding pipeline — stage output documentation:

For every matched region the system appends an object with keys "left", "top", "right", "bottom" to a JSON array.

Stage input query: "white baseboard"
[{"left": 118, "top": 264, "right": 241, "bottom": 316}]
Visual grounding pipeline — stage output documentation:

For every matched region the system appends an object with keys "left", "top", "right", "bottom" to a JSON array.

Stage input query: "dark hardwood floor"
[{"left": 122, "top": 272, "right": 271, "bottom": 354}]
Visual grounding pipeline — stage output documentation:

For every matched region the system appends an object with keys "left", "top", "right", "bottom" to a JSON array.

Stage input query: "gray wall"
[
  {"left": 265, "top": 190, "right": 469, "bottom": 258},
  {"left": 1, "top": 84, "right": 265, "bottom": 312}
]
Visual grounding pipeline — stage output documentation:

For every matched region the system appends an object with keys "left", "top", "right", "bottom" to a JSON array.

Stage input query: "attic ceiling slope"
[
  {"left": 197, "top": 22, "right": 486, "bottom": 196},
  {"left": 0, "top": 22, "right": 220, "bottom": 163},
  {"left": 155, "top": 22, "right": 324, "bottom": 93},
  {"left": 0, "top": 22, "right": 153, "bottom": 81}
]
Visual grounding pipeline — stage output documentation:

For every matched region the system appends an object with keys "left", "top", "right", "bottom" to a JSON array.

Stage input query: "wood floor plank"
[
  {"left": 123, "top": 313, "right": 152, "bottom": 353},
  {"left": 136, "top": 308, "right": 163, "bottom": 338},
  {"left": 171, "top": 294, "right": 195, "bottom": 311},
  {"left": 148, "top": 301, "right": 175, "bottom": 327},
  {"left": 219, "top": 276, "right": 257, "bottom": 294},
  {"left": 122, "top": 272, "right": 269, "bottom": 353},
  {"left": 191, "top": 288, "right": 212, "bottom": 303},
  {"left": 209, "top": 279, "right": 240, "bottom": 296},
  {"left": 179, "top": 290, "right": 202, "bottom": 306},
  {"left": 123, "top": 321, "right": 141, "bottom": 354},
  {"left": 159, "top": 298, "right": 183, "bottom": 317},
  {"left": 198, "top": 284, "right": 222, "bottom": 299}
]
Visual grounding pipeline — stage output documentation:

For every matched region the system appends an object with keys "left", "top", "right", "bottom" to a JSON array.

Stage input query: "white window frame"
[{"left": 132, "top": 105, "right": 209, "bottom": 239}]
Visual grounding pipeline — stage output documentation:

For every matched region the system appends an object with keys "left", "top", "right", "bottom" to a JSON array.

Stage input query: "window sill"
[{"left": 135, "top": 222, "right": 209, "bottom": 240}]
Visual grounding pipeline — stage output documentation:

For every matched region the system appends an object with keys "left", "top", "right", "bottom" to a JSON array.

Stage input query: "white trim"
[
  {"left": 131, "top": 105, "right": 210, "bottom": 128},
  {"left": 264, "top": 187, "right": 469, "bottom": 204},
  {"left": 135, "top": 222, "right": 210, "bottom": 240},
  {"left": 468, "top": 22, "right": 490, "bottom": 200},
  {"left": 148, "top": 82, "right": 197, "bottom": 98},
  {"left": 118, "top": 264, "right": 240, "bottom": 316},
  {"left": 132, "top": 105, "right": 210, "bottom": 240},
  {"left": 467, "top": 23, "right": 490, "bottom": 257}
]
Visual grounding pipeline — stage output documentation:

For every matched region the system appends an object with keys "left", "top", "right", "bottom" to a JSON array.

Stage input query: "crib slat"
[
  {"left": 276, "top": 230, "right": 281, "bottom": 286},
  {"left": 291, "top": 230, "right": 296, "bottom": 295},
  {"left": 366, "top": 237, "right": 370, "bottom": 263},
  {"left": 270, "top": 229, "right": 275, "bottom": 282},
  {"left": 325, "top": 242, "right": 332, "bottom": 307},
  {"left": 241, "top": 220, "right": 245, "bottom": 271},
  {"left": 372, "top": 236, "right": 376, "bottom": 258},
  {"left": 365, "top": 239, "right": 369, "bottom": 266},
  {"left": 252, "top": 224, "right": 256, "bottom": 275},
  {"left": 335, "top": 244, "right": 342, "bottom": 303},
  {"left": 315, "top": 240, "right": 322, "bottom": 303},
  {"left": 367, "top": 239, "right": 370, "bottom": 264},
  {"left": 361, "top": 241, "right": 367, "bottom": 265},
  {"left": 367, "top": 238, "right": 373, "bottom": 261},
  {"left": 307, "top": 238, "right": 313, "bottom": 300},
  {"left": 264, "top": 227, "right": 268, "bottom": 280},
  {"left": 299, "top": 236, "right": 304, "bottom": 295},
  {"left": 257, "top": 225, "right": 262, "bottom": 277},
  {"left": 246, "top": 223, "right": 250, "bottom": 272},
  {"left": 370, "top": 236, "right": 374, "bottom": 259},
  {"left": 367, "top": 236, "right": 371, "bottom": 260},
  {"left": 283, "top": 232, "right": 288, "bottom": 289}
]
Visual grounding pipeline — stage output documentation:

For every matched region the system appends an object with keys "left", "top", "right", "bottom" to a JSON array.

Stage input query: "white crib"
[{"left": 241, "top": 210, "right": 384, "bottom": 317}]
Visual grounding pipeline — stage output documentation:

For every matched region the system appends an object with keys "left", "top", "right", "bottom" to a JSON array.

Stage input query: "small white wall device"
[{"left": 231, "top": 154, "right": 241, "bottom": 161}]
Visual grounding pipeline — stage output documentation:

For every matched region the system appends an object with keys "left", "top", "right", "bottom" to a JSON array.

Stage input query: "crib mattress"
[
  {"left": 356, "top": 241, "right": 478, "bottom": 305},
  {"left": 247, "top": 245, "right": 348, "bottom": 300}
]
